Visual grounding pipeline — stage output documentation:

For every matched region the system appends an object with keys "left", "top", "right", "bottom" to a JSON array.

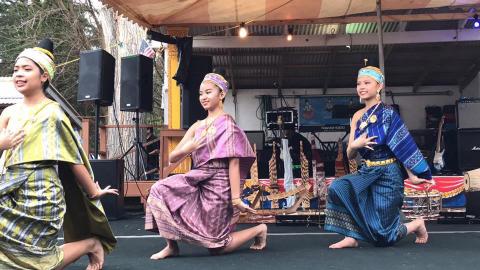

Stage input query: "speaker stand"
[
  {"left": 121, "top": 110, "right": 148, "bottom": 180},
  {"left": 94, "top": 102, "right": 101, "bottom": 159}
]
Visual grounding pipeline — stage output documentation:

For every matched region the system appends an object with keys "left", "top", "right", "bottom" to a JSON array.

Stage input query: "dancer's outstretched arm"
[
  {"left": 70, "top": 164, "right": 119, "bottom": 199},
  {"left": 229, "top": 158, "right": 255, "bottom": 213}
]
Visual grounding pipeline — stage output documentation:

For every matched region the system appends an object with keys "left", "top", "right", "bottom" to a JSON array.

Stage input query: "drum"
[
  {"left": 402, "top": 189, "right": 442, "bottom": 220},
  {"left": 464, "top": 168, "right": 480, "bottom": 192}
]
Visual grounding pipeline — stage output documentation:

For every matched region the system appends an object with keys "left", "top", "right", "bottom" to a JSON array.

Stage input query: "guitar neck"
[{"left": 435, "top": 119, "right": 444, "bottom": 152}]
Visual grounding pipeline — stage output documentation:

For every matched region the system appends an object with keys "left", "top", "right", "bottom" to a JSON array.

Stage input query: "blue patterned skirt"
[{"left": 324, "top": 162, "right": 407, "bottom": 246}]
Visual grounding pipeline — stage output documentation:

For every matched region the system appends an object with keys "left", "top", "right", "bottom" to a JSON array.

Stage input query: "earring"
[{"left": 359, "top": 97, "right": 363, "bottom": 103}]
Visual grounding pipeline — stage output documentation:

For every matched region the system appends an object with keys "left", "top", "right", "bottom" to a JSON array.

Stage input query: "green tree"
[{"left": 0, "top": 0, "right": 102, "bottom": 114}]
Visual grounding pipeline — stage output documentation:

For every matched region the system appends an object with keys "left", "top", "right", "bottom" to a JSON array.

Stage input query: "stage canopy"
[
  {"left": 100, "top": 0, "right": 480, "bottom": 27},
  {"left": 99, "top": 0, "right": 480, "bottom": 90}
]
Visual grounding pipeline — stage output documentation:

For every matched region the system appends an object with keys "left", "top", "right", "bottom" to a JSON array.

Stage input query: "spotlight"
[
  {"left": 239, "top": 23, "right": 248, "bottom": 38},
  {"left": 286, "top": 26, "right": 293, "bottom": 41},
  {"left": 473, "top": 14, "right": 480, "bottom": 28}
]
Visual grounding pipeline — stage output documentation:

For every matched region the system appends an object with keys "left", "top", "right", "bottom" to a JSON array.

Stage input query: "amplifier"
[
  {"left": 266, "top": 109, "right": 298, "bottom": 130},
  {"left": 457, "top": 129, "right": 480, "bottom": 172},
  {"left": 466, "top": 192, "right": 480, "bottom": 218},
  {"left": 457, "top": 98, "right": 480, "bottom": 129},
  {"left": 89, "top": 159, "right": 125, "bottom": 220}
]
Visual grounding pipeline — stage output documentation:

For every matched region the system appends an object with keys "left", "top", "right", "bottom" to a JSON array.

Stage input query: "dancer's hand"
[
  {"left": 232, "top": 198, "right": 257, "bottom": 214},
  {"left": 0, "top": 129, "right": 25, "bottom": 150},
  {"left": 350, "top": 133, "right": 377, "bottom": 151},
  {"left": 409, "top": 175, "right": 435, "bottom": 186},
  {"left": 90, "top": 182, "right": 119, "bottom": 199}
]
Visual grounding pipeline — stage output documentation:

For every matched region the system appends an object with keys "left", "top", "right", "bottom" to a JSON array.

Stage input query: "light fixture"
[
  {"left": 474, "top": 14, "right": 480, "bottom": 28},
  {"left": 286, "top": 26, "right": 293, "bottom": 41},
  {"left": 346, "top": 34, "right": 352, "bottom": 50},
  {"left": 239, "top": 23, "right": 248, "bottom": 38}
]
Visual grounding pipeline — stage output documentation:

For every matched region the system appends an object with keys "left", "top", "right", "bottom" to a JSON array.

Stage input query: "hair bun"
[{"left": 37, "top": 38, "right": 54, "bottom": 58}]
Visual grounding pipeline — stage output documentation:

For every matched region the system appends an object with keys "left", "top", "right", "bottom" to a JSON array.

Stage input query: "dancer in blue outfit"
[{"left": 324, "top": 66, "right": 433, "bottom": 248}]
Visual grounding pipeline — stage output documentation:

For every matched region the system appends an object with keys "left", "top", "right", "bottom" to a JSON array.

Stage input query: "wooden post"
[
  {"left": 164, "top": 27, "right": 190, "bottom": 176},
  {"left": 166, "top": 27, "right": 189, "bottom": 129},
  {"left": 376, "top": 0, "right": 386, "bottom": 101}
]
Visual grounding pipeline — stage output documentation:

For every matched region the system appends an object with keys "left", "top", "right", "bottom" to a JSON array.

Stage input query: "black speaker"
[
  {"left": 77, "top": 49, "right": 115, "bottom": 106},
  {"left": 443, "top": 129, "right": 459, "bottom": 173},
  {"left": 466, "top": 192, "right": 480, "bottom": 218},
  {"left": 457, "top": 99, "right": 480, "bottom": 129},
  {"left": 120, "top": 55, "right": 153, "bottom": 112},
  {"left": 181, "top": 55, "right": 211, "bottom": 129},
  {"left": 457, "top": 129, "right": 480, "bottom": 172},
  {"left": 89, "top": 159, "right": 125, "bottom": 220}
]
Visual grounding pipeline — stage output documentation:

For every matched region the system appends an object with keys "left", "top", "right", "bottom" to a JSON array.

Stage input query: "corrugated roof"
[{"left": 186, "top": 16, "right": 480, "bottom": 90}]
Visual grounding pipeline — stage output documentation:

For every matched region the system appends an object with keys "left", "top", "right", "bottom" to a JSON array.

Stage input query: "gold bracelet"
[{"left": 231, "top": 198, "right": 242, "bottom": 206}]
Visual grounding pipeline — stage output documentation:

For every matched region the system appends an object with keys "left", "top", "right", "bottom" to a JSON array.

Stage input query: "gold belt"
[{"left": 364, "top": 158, "right": 396, "bottom": 167}]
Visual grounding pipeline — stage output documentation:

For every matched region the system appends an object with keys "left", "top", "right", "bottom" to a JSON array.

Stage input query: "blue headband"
[{"left": 358, "top": 68, "right": 384, "bottom": 84}]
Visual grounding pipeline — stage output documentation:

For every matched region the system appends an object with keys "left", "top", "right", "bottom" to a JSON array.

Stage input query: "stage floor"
[{"left": 66, "top": 213, "right": 480, "bottom": 270}]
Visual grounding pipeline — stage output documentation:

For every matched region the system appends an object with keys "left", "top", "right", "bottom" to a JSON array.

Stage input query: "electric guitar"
[{"left": 433, "top": 116, "right": 445, "bottom": 172}]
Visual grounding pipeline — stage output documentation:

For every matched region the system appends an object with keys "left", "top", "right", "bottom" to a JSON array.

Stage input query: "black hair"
[
  {"left": 31, "top": 62, "right": 50, "bottom": 91},
  {"left": 36, "top": 38, "right": 54, "bottom": 91}
]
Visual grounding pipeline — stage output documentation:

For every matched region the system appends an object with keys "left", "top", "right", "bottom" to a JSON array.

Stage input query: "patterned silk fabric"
[
  {"left": 324, "top": 103, "right": 432, "bottom": 246},
  {"left": 146, "top": 114, "right": 255, "bottom": 248},
  {"left": 0, "top": 100, "right": 116, "bottom": 269},
  {"left": 355, "top": 103, "right": 431, "bottom": 179}
]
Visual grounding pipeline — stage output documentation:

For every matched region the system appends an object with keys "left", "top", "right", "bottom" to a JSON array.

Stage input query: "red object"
[{"left": 254, "top": 176, "right": 464, "bottom": 197}]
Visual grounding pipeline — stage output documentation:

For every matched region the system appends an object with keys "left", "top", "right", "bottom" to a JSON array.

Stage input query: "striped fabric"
[
  {"left": 0, "top": 165, "right": 64, "bottom": 269},
  {"left": 355, "top": 103, "right": 431, "bottom": 179},
  {"left": 324, "top": 103, "right": 430, "bottom": 246},
  {"left": 325, "top": 163, "right": 407, "bottom": 246},
  {"left": 0, "top": 100, "right": 116, "bottom": 269},
  {"left": 145, "top": 114, "right": 255, "bottom": 248}
]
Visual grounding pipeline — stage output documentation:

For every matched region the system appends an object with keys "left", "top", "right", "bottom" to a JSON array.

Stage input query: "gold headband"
[{"left": 16, "top": 48, "right": 56, "bottom": 80}]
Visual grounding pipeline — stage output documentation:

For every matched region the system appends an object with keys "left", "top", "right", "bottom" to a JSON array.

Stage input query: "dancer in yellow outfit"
[{"left": 0, "top": 38, "right": 118, "bottom": 270}]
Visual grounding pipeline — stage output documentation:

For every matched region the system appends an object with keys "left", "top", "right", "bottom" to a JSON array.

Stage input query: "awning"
[{"left": 100, "top": 0, "right": 480, "bottom": 28}]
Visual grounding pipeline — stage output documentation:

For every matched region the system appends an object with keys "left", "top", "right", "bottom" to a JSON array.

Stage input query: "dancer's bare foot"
[
  {"left": 150, "top": 243, "right": 179, "bottom": 260},
  {"left": 329, "top": 237, "right": 359, "bottom": 249},
  {"left": 414, "top": 218, "right": 428, "bottom": 244},
  {"left": 250, "top": 224, "right": 267, "bottom": 250},
  {"left": 86, "top": 238, "right": 104, "bottom": 270}
]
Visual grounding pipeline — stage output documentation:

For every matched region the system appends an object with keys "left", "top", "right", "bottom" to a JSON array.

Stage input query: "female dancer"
[
  {"left": 324, "top": 66, "right": 432, "bottom": 248},
  {"left": 0, "top": 39, "right": 117, "bottom": 270},
  {"left": 146, "top": 73, "right": 267, "bottom": 259}
]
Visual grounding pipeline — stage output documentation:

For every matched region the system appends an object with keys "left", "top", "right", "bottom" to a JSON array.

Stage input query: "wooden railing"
[{"left": 80, "top": 120, "right": 191, "bottom": 202}]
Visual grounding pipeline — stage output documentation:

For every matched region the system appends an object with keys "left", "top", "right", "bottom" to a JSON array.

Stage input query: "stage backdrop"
[{"left": 299, "top": 96, "right": 362, "bottom": 132}]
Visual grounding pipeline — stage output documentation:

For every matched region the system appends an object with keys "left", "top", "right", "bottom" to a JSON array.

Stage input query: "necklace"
[
  {"left": 201, "top": 113, "right": 224, "bottom": 137},
  {"left": 359, "top": 102, "right": 381, "bottom": 131}
]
